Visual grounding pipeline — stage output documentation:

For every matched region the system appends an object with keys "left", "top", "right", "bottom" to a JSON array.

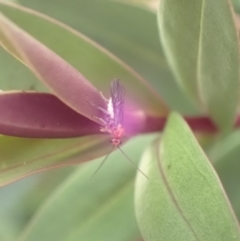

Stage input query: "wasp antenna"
[
  {"left": 90, "top": 145, "right": 115, "bottom": 180},
  {"left": 117, "top": 146, "right": 149, "bottom": 179}
]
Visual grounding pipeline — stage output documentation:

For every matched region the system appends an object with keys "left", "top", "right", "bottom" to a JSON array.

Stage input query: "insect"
[{"left": 91, "top": 79, "right": 149, "bottom": 179}]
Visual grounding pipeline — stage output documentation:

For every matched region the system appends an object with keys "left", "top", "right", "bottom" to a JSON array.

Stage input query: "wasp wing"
[{"left": 110, "top": 79, "right": 125, "bottom": 126}]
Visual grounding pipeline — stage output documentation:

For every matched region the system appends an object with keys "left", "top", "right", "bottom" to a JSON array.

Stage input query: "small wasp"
[{"left": 92, "top": 79, "right": 148, "bottom": 179}]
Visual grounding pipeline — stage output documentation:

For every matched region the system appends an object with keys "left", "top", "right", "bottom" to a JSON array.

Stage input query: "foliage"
[{"left": 0, "top": 0, "right": 240, "bottom": 240}]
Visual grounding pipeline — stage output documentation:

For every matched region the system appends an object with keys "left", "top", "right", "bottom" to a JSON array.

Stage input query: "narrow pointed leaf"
[
  {"left": 0, "top": 1, "right": 168, "bottom": 116},
  {"left": 17, "top": 135, "right": 155, "bottom": 241},
  {"left": 0, "top": 91, "right": 166, "bottom": 138},
  {"left": 0, "top": 13, "right": 107, "bottom": 123},
  {"left": 0, "top": 92, "right": 100, "bottom": 138},
  {"left": 0, "top": 135, "right": 109, "bottom": 186},
  {"left": 19, "top": 0, "right": 197, "bottom": 113},
  {"left": 135, "top": 113, "right": 240, "bottom": 241},
  {"left": 158, "top": 0, "right": 240, "bottom": 130}
]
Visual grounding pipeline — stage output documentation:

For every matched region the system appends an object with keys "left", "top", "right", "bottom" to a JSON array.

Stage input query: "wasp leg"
[
  {"left": 100, "top": 91, "right": 108, "bottom": 102},
  {"left": 93, "top": 116, "right": 107, "bottom": 126},
  {"left": 97, "top": 106, "right": 110, "bottom": 116},
  {"left": 86, "top": 98, "right": 110, "bottom": 116}
]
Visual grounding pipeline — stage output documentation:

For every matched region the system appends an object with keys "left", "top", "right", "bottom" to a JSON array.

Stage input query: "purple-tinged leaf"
[
  {"left": 0, "top": 90, "right": 237, "bottom": 138},
  {"left": 0, "top": 92, "right": 100, "bottom": 138},
  {"left": 0, "top": 2, "right": 169, "bottom": 116},
  {"left": 0, "top": 13, "right": 107, "bottom": 123}
]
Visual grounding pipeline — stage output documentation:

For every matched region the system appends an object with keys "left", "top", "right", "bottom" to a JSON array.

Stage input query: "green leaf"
[
  {"left": 208, "top": 130, "right": 240, "bottom": 221},
  {"left": 135, "top": 112, "right": 240, "bottom": 241},
  {"left": 114, "top": 0, "right": 158, "bottom": 12},
  {"left": 0, "top": 47, "right": 47, "bottom": 91},
  {"left": 0, "top": 167, "right": 74, "bottom": 240},
  {"left": 158, "top": 0, "right": 240, "bottom": 130},
  {"left": 17, "top": 135, "right": 155, "bottom": 241},
  {"left": 0, "top": 135, "right": 109, "bottom": 186},
  {"left": 231, "top": 0, "right": 240, "bottom": 13},
  {"left": 0, "top": 222, "right": 12, "bottom": 241},
  {"left": 0, "top": 1, "right": 168, "bottom": 116}
]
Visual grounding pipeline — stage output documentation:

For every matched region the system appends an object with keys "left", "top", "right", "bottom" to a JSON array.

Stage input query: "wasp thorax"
[{"left": 111, "top": 138, "right": 122, "bottom": 146}]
